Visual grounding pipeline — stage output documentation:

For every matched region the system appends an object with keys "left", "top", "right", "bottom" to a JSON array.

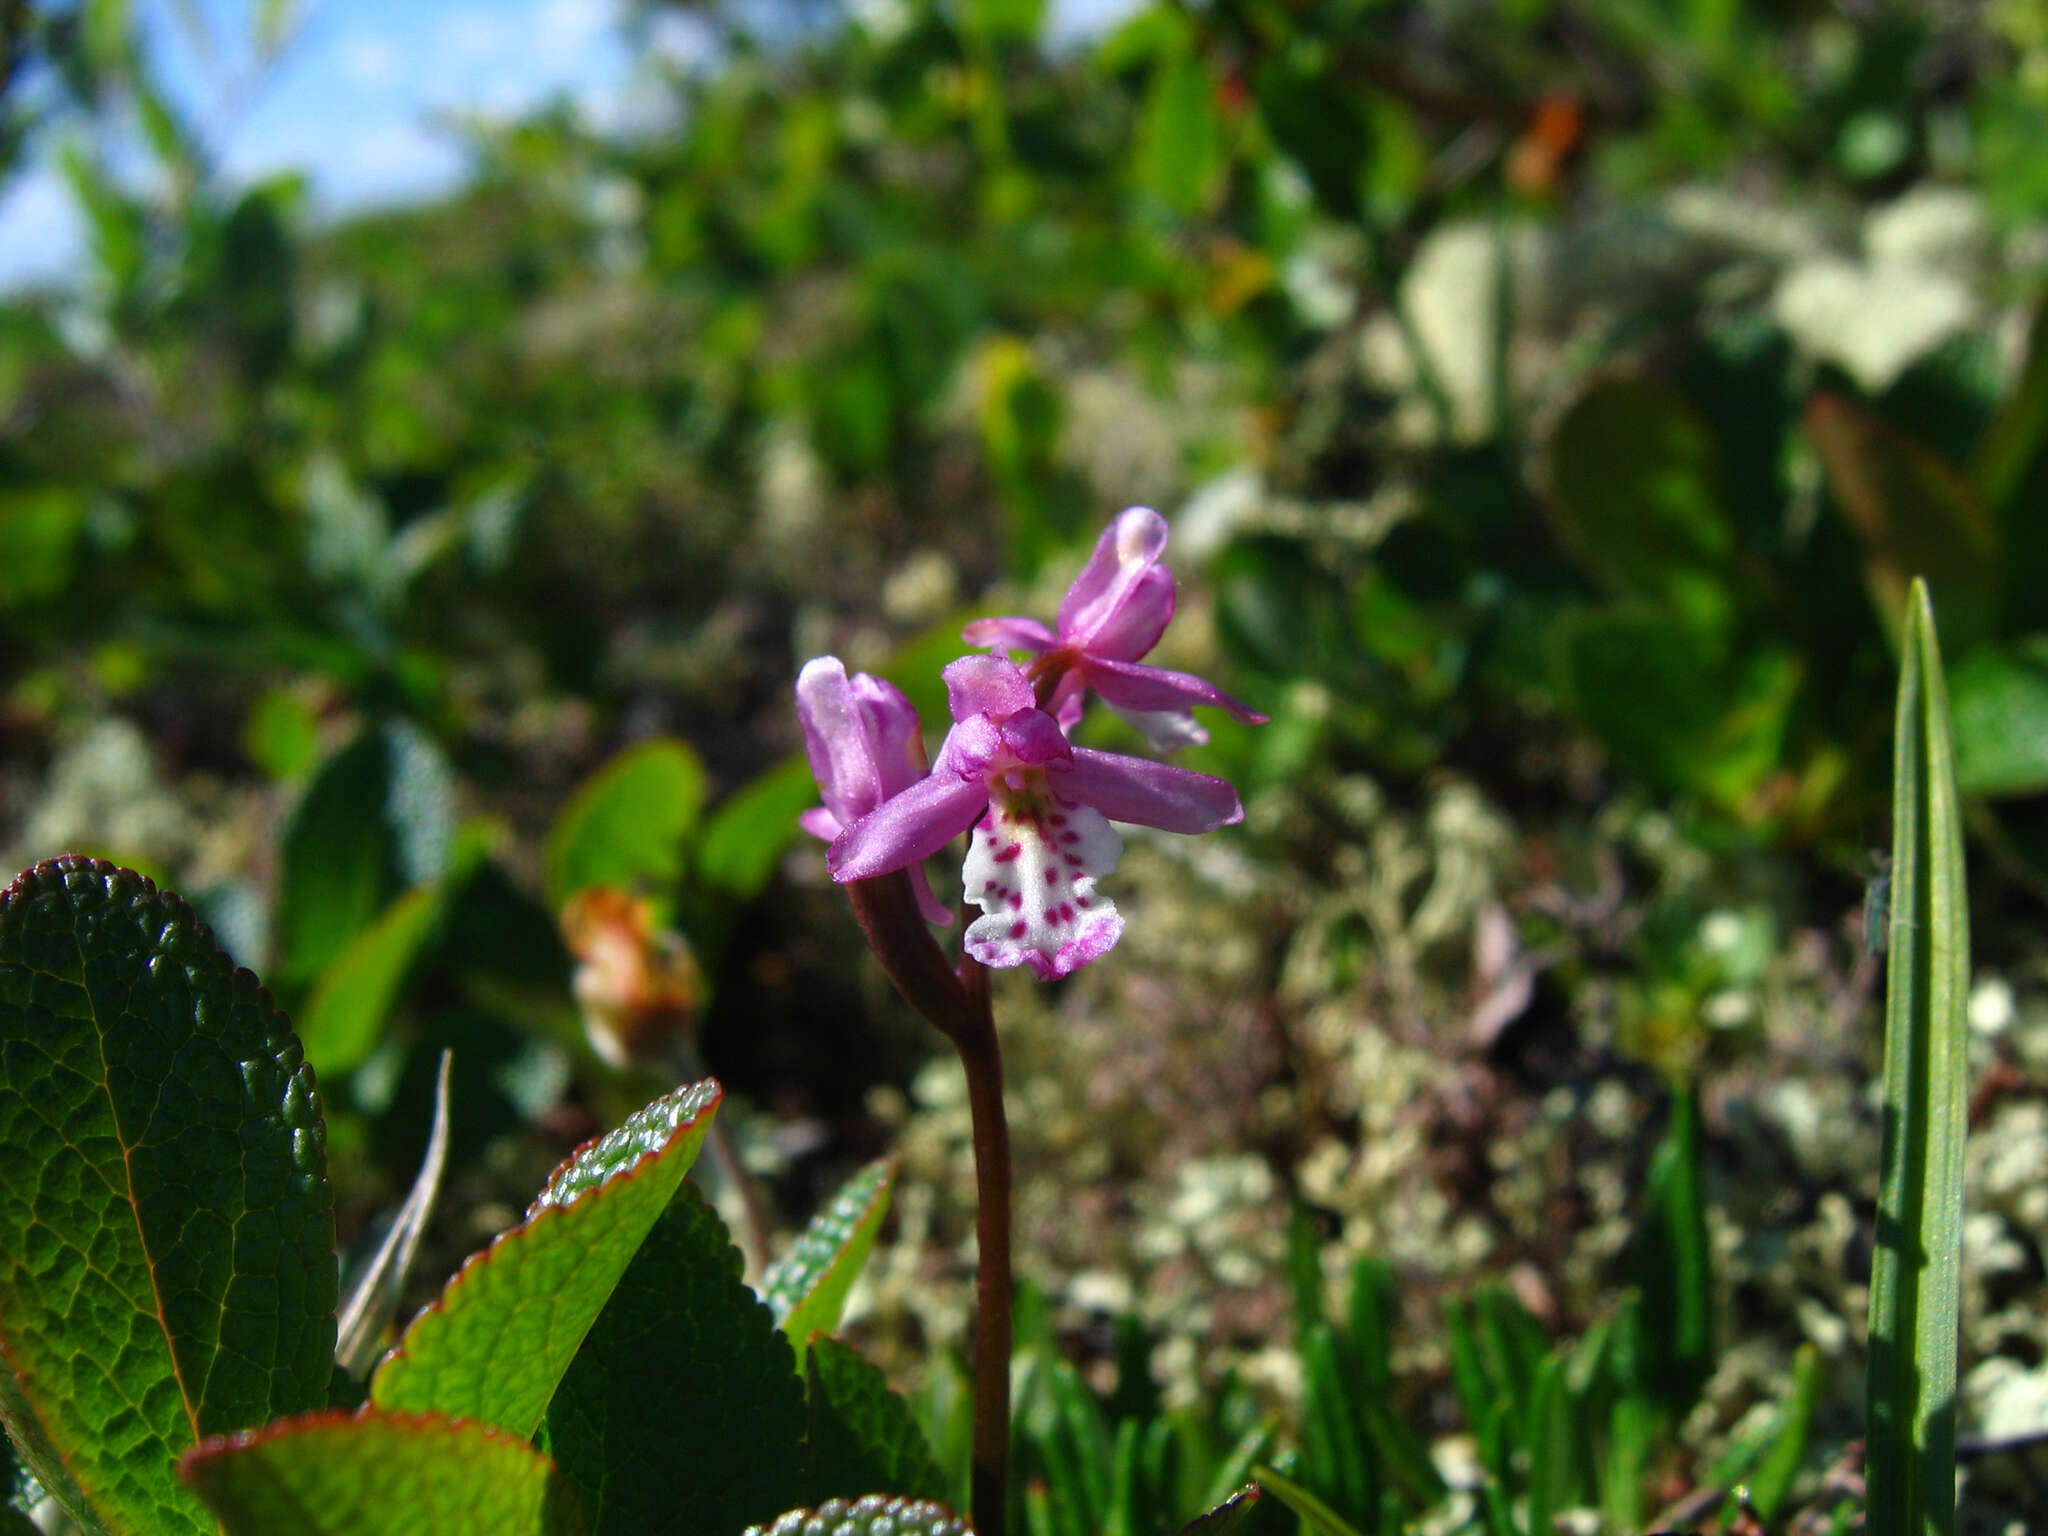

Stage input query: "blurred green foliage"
[{"left": 4, "top": 0, "right": 2048, "bottom": 1524}]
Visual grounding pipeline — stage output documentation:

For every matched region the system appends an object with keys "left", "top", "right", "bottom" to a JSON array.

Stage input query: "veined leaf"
[
  {"left": 764, "top": 1158, "right": 897, "bottom": 1370},
  {"left": 183, "top": 1410, "right": 584, "bottom": 1536},
  {"left": 0, "top": 858, "right": 337, "bottom": 1536},
  {"left": 1867, "top": 579, "right": 1970, "bottom": 1536},
  {"left": 746, "top": 1495, "right": 973, "bottom": 1536},
  {"left": 805, "top": 1337, "right": 949, "bottom": 1507},
  {"left": 370, "top": 1079, "right": 722, "bottom": 1436},
  {"left": 544, "top": 1187, "right": 805, "bottom": 1536},
  {"left": 545, "top": 738, "right": 707, "bottom": 913}
]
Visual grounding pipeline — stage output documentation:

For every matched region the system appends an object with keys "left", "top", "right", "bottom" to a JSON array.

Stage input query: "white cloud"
[
  {"left": 0, "top": 165, "right": 85, "bottom": 293},
  {"left": 434, "top": 7, "right": 509, "bottom": 62},
  {"left": 536, "top": 0, "right": 619, "bottom": 53},
  {"left": 337, "top": 32, "right": 402, "bottom": 89}
]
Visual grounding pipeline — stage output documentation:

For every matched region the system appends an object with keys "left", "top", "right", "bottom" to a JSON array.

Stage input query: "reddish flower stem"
[
  {"left": 840, "top": 872, "right": 1012, "bottom": 1536},
  {"left": 953, "top": 951, "right": 1011, "bottom": 1536}
]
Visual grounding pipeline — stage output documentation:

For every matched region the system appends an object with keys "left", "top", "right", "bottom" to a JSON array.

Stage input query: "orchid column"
[{"left": 796, "top": 509, "right": 1263, "bottom": 1536}]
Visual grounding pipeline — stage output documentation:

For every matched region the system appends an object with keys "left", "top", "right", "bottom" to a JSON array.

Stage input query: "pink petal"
[
  {"left": 943, "top": 653, "right": 1035, "bottom": 722},
  {"left": 849, "top": 672, "right": 929, "bottom": 799},
  {"left": 997, "top": 708, "right": 1073, "bottom": 766},
  {"left": 1057, "top": 508, "right": 1172, "bottom": 654},
  {"left": 909, "top": 864, "right": 955, "bottom": 926},
  {"left": 1056, "top": 748, "right": 1243, "bottom": 834},
  {"left": 1080, "top": 656, "right": 1268, "bottom": 724},
  {"left": 961, "top": 799, "right": 1124, "bottom": 978},
  {"left": 796, "top": 657, "right": 883, "bottom": 827},
  {"left": 799, "top": 807, "right": 842, "bottom": 842},
  {"left": 962, "top": 616, "right": 1057, "bottom": 653},
  {"left": 828, "top": 772, "right": 989, "bottom": 882},
  {"left": 1079, "top": 565, "right": 1174, "bottom": 660}
]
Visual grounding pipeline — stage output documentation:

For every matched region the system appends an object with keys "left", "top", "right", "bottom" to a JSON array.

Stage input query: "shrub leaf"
[
  {"left": 183, "top": 1410, "right": 584, "bottom": 1536},
  {"left": 369, "top": 1078, "right": 721, "bottom": 1436},
  {"left": 0, "top": 858, "right": 337, "bottom": 1536},
  {"left": 544, "top": 1186, "right": 806, "bottom": 1536}
]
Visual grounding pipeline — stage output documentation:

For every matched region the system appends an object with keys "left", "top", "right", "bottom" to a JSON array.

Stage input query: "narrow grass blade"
[
  {"left": 1867, "top": 578, "right": 1970, "bottom": 1536},
  {"left": 337, "top": 1051, "right": 454, "bottom": 1377}
]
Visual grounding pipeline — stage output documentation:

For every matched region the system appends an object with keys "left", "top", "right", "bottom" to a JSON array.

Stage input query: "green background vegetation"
[{"left": 5, "top": 0, "right": 2048, "bottom": 1528}]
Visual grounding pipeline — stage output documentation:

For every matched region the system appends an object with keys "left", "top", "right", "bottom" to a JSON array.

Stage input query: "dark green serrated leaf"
[
  {"left": 545, "top": 1185, "right": 807, "bottom": 1536},
  {"left": 370, "top": 1079, "right": 722, "bottom": 1436},
  {"left": 1868, "top": 579, "right": 1970, "bottom": 1536},
  {"left": 182, "top": 1410, "right": 585, "bottom": 1536},
  {"left": 806, "top": 1335, "right": 948, "bottom": 1506},
  {"left": 545, "top": 738, "right": 707, "bottom": 913},
  {"left": 1172, "top": 1485, "right": 1262, "bottom": 1536},
  {"left": 746, "top": 1494, "right": 973, "bottom": 1536},
  {"left": 0, "top": 858, "right": 337, "bottom": 1536},
  {"left": 764, "top": 1158, "right": 897, "bottom": 1370}
]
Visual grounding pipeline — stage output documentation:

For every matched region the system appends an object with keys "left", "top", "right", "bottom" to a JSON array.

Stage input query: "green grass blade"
[{"left": 1867, "top": 577, "right": 1970, "bottom": 1536}]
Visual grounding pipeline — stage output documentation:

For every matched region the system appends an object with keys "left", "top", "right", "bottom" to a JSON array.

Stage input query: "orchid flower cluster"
[{"left": 796, "top": 508, "right": 1263, "bottom": 980}]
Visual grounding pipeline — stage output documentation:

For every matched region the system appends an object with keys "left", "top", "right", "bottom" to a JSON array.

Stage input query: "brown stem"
[
  {"left": 953, "top": 951, "right": 1011, "bottom": 1536},
  {"left": 844, "top": 873, "right": 970, "bottom": 1028},
  {"left": 838, "top": 869, "right": 1012, "bottom": 1536}
]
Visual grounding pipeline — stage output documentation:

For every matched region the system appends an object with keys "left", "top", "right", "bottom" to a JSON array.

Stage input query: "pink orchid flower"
[
  {"left": 963, "top": 506, "right": 1265, "bottom": 751},
  {"left": 796, "top": 657, "right": 953, "bottom": 926},
  {"left": 828, "top": 654, "right": 1242, "bottom": 978}
]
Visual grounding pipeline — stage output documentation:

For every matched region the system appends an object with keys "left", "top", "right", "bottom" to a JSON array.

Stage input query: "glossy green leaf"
[
  {"left": 278, "top": 723, "right": 452, "bottom": 987},
  {"left": 545, "top": 738, "right": 707, "bottom": 912},
  {"left": 697, "top": 755, "right": 816, "bottom": 901},
  {"left": 1948, "top": 635, "right": 2048, "bottom": 797},
  {"left": 805, "top": 1336, "right": 949, "bottom": 1506},
  {"left": 764, "top": 1158, "right": 897, "bottom": 1370},
  {"left": 746, "top": 1495, "right": 973, "bottom": 1536},
  {"left": 183, "top": 1410, "right": 585, "bottom": 1536},
  {"left": 0, "top": 858, "right": 337, "bottom": 1536},
  {"left": 1171, "top": 1484, "right": 1263, "bottom": 1536},
  {"left": 370, "top": 1078, "right": 722, "bottom": 1436},
  {"left": 278, "top": 729, "right": 402, "bottom": 983},
  {"left": 1867, "top": 579, "right": 1970, "bottom": 1536},
  {"left": 299, "top": 882, "right": 445, "bottom": 1076},
  {"left": 545, "top": 1186, "right": 806, "bottom": 1536}
]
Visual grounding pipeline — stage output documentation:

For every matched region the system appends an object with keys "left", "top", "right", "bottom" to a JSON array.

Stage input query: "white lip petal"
[{"left": 961, "top": 791, "right": 1123, "bottom": 978}]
